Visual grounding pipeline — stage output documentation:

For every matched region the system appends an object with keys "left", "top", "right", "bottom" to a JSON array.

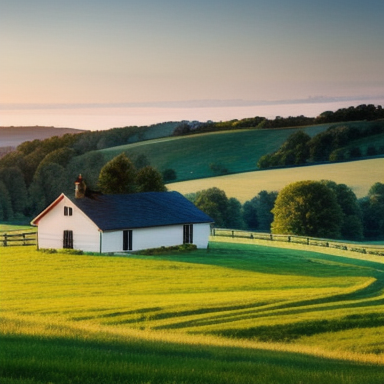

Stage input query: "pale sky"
[{"left": 1, "top": 0, "right": 384, "bottom": 129}]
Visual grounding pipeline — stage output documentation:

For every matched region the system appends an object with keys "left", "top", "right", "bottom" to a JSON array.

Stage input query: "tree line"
[
  {"left": 173, "top": 104, "right": 384, "bottom": 136},
  {"left": 189, "top": 181, "right": 384, "bottom": 241},
  {"left": 0, "top": 147, "right": 169, "bottom": 220},
  {"left": 257, "top": 120, "right": 384, "bottom": 168}
]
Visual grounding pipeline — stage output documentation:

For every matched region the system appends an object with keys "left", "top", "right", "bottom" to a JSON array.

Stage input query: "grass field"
[
  {"left": 1, "top": 242, "right": 383, "bottom": 383},
  {"left": 0, "top": 224, "right": 35, "bottom": 233},
  {"left": 167, "top": 158, "right": 384, "bottom": 202},
  {"left": 95, "top": 124, "right": 330, "bottom": 181}
]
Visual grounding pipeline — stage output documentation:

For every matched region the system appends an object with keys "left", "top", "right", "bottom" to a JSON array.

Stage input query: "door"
[{"left": 63, "top": 230, "right": 73, "bottom": 249}]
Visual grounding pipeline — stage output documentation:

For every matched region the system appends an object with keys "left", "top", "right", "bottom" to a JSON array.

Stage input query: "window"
[
  {"left": 183, "top": 224, "right": 193, "bottom": 244},
  {"left": 64, "top": 206, "right": 73, "bottom": 216},
  {"left": 123, "top": 230, "right": 132, "bottom": 251},
  {"left": 63, "top": 230, "right": 73, "bottom": 249}
]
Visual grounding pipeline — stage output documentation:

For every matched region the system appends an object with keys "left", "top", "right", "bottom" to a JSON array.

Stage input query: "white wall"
[
  {"left": 36, "top": 195, "right": 211, "bottom": 253},
  {"left": 101, "top": 223, "right": 210, "bottom": 252},
  {"left": 192, "top": 223, "right": 211, "bottom": 249},
  {"left": 37, "top": 196, "right": 101, "bottom": 252}
]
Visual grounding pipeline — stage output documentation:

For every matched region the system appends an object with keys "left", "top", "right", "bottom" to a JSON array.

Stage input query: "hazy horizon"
[
  {"left": 2, "top": 0, "right": 383, "bottom": 130},
  {"left": 2, "top": 96, "right": 384, "bottom": 131}
]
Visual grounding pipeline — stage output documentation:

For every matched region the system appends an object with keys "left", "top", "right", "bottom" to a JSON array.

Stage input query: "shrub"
[
  {"left": 39, "top": 248, "right": 57, "bottom": 254},
  {"left": 136, "top": 244, "right": 197, "bottom": 255}
]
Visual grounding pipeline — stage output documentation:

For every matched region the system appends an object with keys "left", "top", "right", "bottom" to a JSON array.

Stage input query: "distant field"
[
  {"left": 1, "top": 243, "right": 383, "bottom": 383},
  {"left": 98, "top": 124, "right": 330, "bottom": 181},
  {"left": 167, "top": 158, "right": 384, "bottom": 202}
]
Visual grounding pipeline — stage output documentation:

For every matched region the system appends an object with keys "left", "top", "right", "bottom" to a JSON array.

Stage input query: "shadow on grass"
[
  {"left": 1, "top": 332, "right": 383, "bottom": 384},
  {"left": 212, "top": 313, "right": 384, "bottom": 343},
  {"left": 135, "top": 242, "right": 384, "bottom": 278}
]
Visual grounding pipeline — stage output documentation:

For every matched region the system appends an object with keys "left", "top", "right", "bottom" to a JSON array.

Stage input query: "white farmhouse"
[{"left": 31, "top": 176, "right": 213, "bottom": 253}]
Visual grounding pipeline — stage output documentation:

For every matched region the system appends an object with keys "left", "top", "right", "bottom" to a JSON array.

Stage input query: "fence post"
[
  {"left": 270, "top": 234, "right": 273, "bottom": 241},
  {"left": 307, "top": 238, "right": 310, "bottom": 245},
  {"left": 3, "top": 233, "right": 7, "bottom": 247}
]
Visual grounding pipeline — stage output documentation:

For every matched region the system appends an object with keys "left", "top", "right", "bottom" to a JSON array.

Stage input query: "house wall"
[
  {"left": 37, "top": 196, "right": 101, "bottom": 252},
  {"left": 192, "top": 223, "right": 211, "bottom": 248},
  {"left": 101, "top": 223, "right": 211, "bottom": 252}
]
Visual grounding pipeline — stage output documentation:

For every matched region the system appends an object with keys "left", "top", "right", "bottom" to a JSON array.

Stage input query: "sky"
[{"left": 1, "top": 0, "right": 384, "bottom": 130}]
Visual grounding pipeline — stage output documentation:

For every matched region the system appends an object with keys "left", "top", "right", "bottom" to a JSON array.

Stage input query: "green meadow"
[
  {"left": 82, "top": 124, "right": 330, "bottom": 182},
  {"left": 1, "top": 241, "right": 383, "bottom": 383}
]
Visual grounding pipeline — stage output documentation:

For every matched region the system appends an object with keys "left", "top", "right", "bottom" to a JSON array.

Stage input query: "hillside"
[
  {"left": 0, "top": 126, "right": 85, "bottom": 147},
  {"left": 93, "top": 124, "right": 330, "bottom": 182},
  {"left": 167, "top": 158, "right": 384, "bottom": 203},
  {"left": 1, "top": 116, "right": 384, "bottom": 227}
]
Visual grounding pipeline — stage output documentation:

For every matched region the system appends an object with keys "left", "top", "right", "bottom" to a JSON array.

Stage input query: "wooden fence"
[
  {"left": 212, "top": 228, "right": 384, "bottom": 256},
  {"left": 0, "top": 231, "right": 37, "bottom": 247}
]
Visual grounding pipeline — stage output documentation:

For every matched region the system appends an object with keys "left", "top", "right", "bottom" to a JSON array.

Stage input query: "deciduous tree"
[
  {"left": 321, "top": 180, "right": 363, "bottom": 240},
  {"left": 0, "top": 181, "right": 13, "bottom": 220},
  {"left": 98, "top": 153, "right": 137, "bottom": 194},
  {"left": 360, "top": 182, "right": 384, "bottom": 238},
  {"left": 271, "top": 180, "right": 343, "bottom": 238},
  {"left": 135, "top": 166, "right": 167, "bottom": 193},
  {"left": 0, "top": 166, "right": 28, "bottom": 216},
  {"left": 194, "top": 187, "right": 228, "bottom": 227}
]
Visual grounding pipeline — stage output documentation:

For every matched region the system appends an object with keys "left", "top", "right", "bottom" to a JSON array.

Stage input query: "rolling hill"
[
  {"left": 0, "top": 126, "right": 85, "bottom": 147},
  {"left": 95, "top": 124, "right": 330, "bottom": 181},
  {"left": 167, "top": 158, "right": 384, "bottom": 202}
]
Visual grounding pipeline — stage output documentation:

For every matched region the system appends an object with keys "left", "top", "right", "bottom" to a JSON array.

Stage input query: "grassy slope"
[
  {"left": 69, "top": 123, "right": 383, "bottom": 200},
  {"left": 1, "top": 243, "right": 383, "bottom": 383},
  {"left": 167, "top": 158, "right": 384, "bottom": 202},
  {"left": 96, "top": 124, "right": 330, "bottom": 181},
  {"left": 344, "top": 132, "right": 384, "bottom": 153}
]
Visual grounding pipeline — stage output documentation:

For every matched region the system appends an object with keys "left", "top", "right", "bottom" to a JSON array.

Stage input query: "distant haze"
[
  {"left": 0, "top": 126, "right": 85, "bottom": 147},
  {"left": 1, "top": 97, "right": 384, "bottom": 131}
]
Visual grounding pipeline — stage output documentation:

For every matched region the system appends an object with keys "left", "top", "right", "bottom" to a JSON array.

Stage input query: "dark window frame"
[
  {"left": 64, "top": 206, "right": 73, "bottom": 216},
  {"left": 123, "top": 230, "right": 133, "bottom": 251},
  {"left": 63, "top": 230, "right": 73, "bottom": 249},
  {"left": 183, "top": 224, "right": 193, "bottom": 244}
]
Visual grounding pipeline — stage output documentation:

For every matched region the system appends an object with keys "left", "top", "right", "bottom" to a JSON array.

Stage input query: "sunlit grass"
[
  {"left": 167, "top": 158, "right": 384, "bottom": 202},
  {"left": 1, "top": 242, "right": 383, "bottom": 383}
]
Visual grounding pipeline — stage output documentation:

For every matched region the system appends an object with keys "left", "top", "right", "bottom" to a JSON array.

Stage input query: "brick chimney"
[{"left": 75, "top": 174, "right": 86, "bottom": 198}]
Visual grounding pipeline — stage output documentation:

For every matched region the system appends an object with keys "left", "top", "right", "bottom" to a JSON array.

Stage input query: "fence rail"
[
  {"left": 0, "top": 231, "right": 37, "bottom": 247},
  {"left": 212, "top": 229, "right": 384, "bottom": 256}
]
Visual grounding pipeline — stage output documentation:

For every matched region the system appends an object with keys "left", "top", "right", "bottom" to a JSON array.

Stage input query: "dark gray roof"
[{"left": 71, "top": 191, "right": 213, "bottom": 231}]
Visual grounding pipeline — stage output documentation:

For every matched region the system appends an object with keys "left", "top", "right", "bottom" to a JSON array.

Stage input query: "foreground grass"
[
  {"left": 1, "top": 243, "right": 383, "bottom": 383},
  {"left": 167, "top": 158, "right": 384, "bottom": 202},
  {"left": 1, "top": 318, "right": 383, "bottom": 384}
]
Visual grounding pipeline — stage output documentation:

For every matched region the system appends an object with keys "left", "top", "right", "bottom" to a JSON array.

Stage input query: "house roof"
[{"left": 70, "top": 191, "right": 213, "bottom": 231}]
